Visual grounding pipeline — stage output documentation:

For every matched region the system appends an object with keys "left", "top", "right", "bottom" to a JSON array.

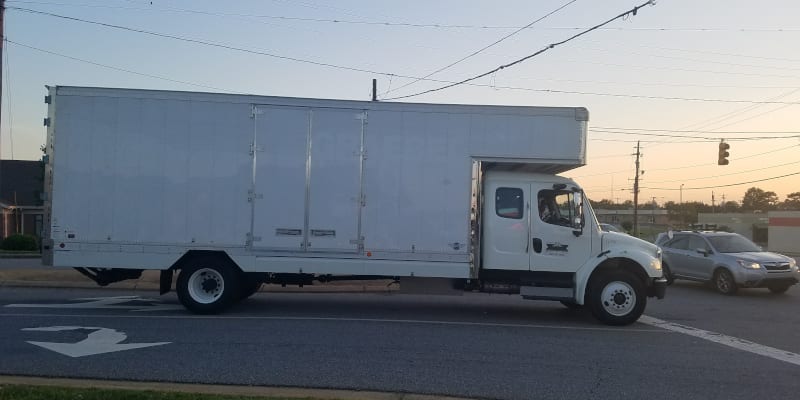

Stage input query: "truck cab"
[{"left": 481, "top": 170, "right": 666, "bottom": 325}]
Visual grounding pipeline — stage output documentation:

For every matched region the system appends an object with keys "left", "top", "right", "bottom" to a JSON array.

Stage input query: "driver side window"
[{"left": 538, "top": 189, "right": 574, "bottom": 227}]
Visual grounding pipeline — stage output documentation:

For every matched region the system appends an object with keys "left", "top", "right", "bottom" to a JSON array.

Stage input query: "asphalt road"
[{"left": 1, "top": 284, "right": 799, "bottom": 400}]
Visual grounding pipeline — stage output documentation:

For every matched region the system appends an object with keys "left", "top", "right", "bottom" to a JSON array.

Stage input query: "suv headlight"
[
  {"left": 737, "top": 260, "right": 761, "bottom": 270},
  {"left": 789, "top": 258, "right": 797, "bottom": 268}
]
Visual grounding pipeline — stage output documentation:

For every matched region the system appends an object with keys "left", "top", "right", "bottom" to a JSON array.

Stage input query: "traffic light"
[{"left": 718, "top": 141, "right": 730, "bottom": 165}]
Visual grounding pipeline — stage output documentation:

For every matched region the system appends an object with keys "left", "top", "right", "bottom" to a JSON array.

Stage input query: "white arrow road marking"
[
  {"left": 22, "top": 326, "right": 170, "bottom": 358},
  {"left": 639, "top": 316, "right": 800, "bottom": 367},
  {"left": 5, "top": 296, "right": 183, "bottom": 312}
]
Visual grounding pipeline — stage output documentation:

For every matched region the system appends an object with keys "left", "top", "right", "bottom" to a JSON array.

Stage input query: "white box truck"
[{"left": 42, "top": 86, "right": 666, "bottom": 325}]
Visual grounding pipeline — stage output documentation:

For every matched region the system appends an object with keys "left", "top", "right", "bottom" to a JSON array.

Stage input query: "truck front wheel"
[
  {"left": 587, "top": 271, "right": 646, "bottom": 326},
  {"left": 177, "top": 258, "right": 241, "bottom": 314}
]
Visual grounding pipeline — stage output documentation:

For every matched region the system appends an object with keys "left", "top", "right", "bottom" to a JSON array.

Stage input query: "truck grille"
[{"left": 763, "top": 262, "right": 791, "bottom": 271}]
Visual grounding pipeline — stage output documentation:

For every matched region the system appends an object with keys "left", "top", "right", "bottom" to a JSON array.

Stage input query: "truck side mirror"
[{"left": 572, "top": 191, "right": 584, "bottom": 237}]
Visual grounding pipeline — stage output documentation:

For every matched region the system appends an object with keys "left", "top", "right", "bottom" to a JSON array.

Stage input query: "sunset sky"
[{"left": 1, "top": 0, "right": 798, "bottom": 206}]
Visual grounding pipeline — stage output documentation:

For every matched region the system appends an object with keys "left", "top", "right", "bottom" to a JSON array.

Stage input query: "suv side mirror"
[{"left": 696, "top": 248, "right": 710, "bottom": 257}]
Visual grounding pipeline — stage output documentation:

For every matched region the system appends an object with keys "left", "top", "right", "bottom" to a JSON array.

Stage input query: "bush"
[
  {"left": 1, "top": 234, "right": 39, "bottom": 251},
  {"left": 621, "top": 221, "right": 633, "bottom": 232}
]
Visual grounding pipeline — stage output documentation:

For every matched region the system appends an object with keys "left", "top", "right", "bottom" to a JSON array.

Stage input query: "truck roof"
[{"left": 48, "top": 85, "right": 589, "bottom": 120}]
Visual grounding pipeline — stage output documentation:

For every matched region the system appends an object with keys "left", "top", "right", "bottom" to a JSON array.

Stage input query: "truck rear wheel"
[
  {"left": 587, "top": 271, "right": 646, "bottom": 326},
  {"left": 177, "top": 258, "right": 241, "bottom": 314}
]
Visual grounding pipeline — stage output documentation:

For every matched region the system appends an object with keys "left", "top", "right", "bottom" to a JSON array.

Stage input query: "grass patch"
[{"left": 0, "top": 385, "right": 318, "bottom": 400}]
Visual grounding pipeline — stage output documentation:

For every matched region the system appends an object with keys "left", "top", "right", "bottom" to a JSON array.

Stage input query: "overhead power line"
[
  {"left": 590, "top": 128, "right": 800, "bottom": 141},
  {"left": 8, "top": 1, "right": 800, "bottom": 32},
  {"left": 639, "top": 171, "right": 800, "bottom": 191},
  {"left": 7, "top": 6, "right": 410, "bottom": 78},
  {"left": 569, "top": 144, "right": 800, "bottom": 178},
  {"left": 383, "top": 0, "right": 658, "bottom": 100},
  {"left": 644, "top": 160, "right": 800, "bottom": 184},
  {"left": 7, "top": 39, "right": 236, "bottom": 92},
  {"left": 12, "top": 6, "right": 800, "bottom": 106},
  {"left": 384, "top": 0, "right": 577, "bottom": 95}
]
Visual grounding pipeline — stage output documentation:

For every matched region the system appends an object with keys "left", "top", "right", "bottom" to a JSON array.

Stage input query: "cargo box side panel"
[
  {"left": 179, "top": 100, "right": 252, "bottom": 245},
  {"left": 468, "top": 113, "right": 585, "bottom": 166},
  {"left": 50, "top": 94, "right": 252, "bottom": 250},
  {"left": 50, "top": 95, "right": 95, "bottom": 244},
  {"left": 362, "top": 110, "right": 471, "bottom": 257}
]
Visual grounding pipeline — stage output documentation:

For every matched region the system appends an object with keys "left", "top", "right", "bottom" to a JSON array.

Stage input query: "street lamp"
[{"left": 680, "top": 184, "right": 685, "bottom": 228}]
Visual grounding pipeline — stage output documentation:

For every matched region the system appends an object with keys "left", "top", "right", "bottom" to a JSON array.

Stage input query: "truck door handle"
[{"left": 532, "top": 238, "right": 542, "bottom": 253}]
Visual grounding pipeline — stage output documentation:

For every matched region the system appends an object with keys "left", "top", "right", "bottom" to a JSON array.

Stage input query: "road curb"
[{"left": 0, "top": 375, "right": 474, "bottom": 400}]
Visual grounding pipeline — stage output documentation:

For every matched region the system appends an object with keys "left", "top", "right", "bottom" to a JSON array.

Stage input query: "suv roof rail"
[{"left": 688, "top": 223, "right": 721, "bottom": 231}]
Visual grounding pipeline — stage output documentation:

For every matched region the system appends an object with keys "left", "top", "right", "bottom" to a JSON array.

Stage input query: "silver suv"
[{"left": 655, "top": 231, "right": 799, "bottom": 295}]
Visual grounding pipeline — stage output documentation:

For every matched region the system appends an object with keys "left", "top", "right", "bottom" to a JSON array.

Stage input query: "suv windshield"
[{"left": 707, "top": 235, "right": 761, "bottom": 253}]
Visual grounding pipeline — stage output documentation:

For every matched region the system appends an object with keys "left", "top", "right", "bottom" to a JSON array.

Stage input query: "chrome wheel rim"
[
  {"left": 187, "top": 268, "right": 225, "bottom": 304},
  {"left": 600, "top": 281, "right": 636, "bottom": 317}
]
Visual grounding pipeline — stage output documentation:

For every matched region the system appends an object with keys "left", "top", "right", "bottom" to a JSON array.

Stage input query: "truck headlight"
[
  {"left": 650, "top": 248, "right": 662, "bottom": 271},
  {"left": 737, "top": 260, "right": 761, "bottom": 270}
]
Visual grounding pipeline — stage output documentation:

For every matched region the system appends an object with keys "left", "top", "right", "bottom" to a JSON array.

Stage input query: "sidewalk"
[{"left": 0, "top": 257, "right": 397, "bottom": 293}]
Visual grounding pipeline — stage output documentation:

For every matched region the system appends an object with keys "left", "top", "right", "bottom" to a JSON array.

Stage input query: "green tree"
[
  {"left": 589, "top": 199, "right": 633, "bottom": 210},
  {"left": 781, "top": 192, "right": 800, "bottom": 210},
  {"left": 664, "top": 201, "right": 711, "bottom": 226},
  {"left": 741, "top": 187, "right": 778, "bottom": 211},
  {"left": 720, "top": 201, "right": 740, "bottom": 213}
]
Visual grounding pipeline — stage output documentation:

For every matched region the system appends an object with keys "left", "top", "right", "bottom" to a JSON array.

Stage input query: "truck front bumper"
[{"left": 648, "top": 277, "right": 667, "bottom": 299}]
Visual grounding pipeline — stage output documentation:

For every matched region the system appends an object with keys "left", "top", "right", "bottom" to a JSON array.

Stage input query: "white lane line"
[
  {"left": 0, "top": 312, "right": 663, "bottom": 333},
  {"left": 639, "top": 315, "right": 800, "bottom": 367}
]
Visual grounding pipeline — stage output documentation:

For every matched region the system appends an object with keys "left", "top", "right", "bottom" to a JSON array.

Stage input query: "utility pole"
[
  {"left": 712, "top": 191, "right": 716, "bottom": 214},
  {"left": 0, "top": 0, "right": 5, "bottom": 202},
  {"left": 679, "top": 183, "right": 684, "bottom": 228},
  {"left": 633, "top": 141, "right": 641, "bottom": 237},
  {"left": 1, "top": 0, "right": 5, "bottom": 155}
]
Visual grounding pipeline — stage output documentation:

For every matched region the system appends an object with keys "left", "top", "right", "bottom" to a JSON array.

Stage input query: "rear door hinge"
[
  {"left": 246, "top": 233, "right": 262, "bottom": 246},
  {"left": 247, "top": 190, "right": 263, "bottom": 202},
  {"left": 249, "top": 143, "right": 263, "bottom": 156}
]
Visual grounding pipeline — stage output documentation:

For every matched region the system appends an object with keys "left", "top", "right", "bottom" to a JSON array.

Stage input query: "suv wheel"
[
  {"left": 713, "top": 268, "right": 738, "bottom": 295},
  {"left": 662, "top": 263, "right": 675, "bottom": 285}
]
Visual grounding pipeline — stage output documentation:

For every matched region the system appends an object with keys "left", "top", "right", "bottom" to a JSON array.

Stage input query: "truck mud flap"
[{"left": 73, "top": 267, "right": 143, "bottom": 286}]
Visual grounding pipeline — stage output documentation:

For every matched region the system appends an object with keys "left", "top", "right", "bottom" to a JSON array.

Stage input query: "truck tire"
[
  {"left": 587, "top": 271, "right": 647, "bottom": 326},
  {"left": 713, "top": 268, "right": 738, "bottom": 295},
  {"left": 177, "top": 258, "right": 241, "bottom": 314}
]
